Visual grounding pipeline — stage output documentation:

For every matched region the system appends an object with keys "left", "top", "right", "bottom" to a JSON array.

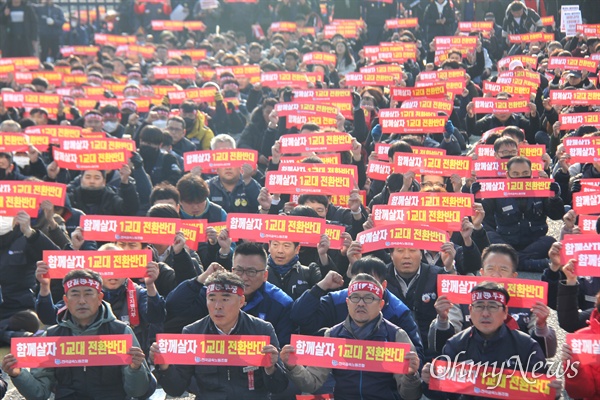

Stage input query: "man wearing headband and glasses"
[
  {"left": 421, "top": 281, "right": 562, "bottom": 396},
  {"left": 151, "top": 271, "right": 288, "bottom": 399},
  {"left": 2, "top": 269, "right": 153, "bottom": 399},
  {"left": 281, "top": 274, "right": 422, "bottom": 400}
]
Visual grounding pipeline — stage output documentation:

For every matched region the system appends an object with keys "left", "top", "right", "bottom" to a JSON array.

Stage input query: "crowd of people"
[{"left": 0, "top": 0, "right": 599, "bottom": 399}]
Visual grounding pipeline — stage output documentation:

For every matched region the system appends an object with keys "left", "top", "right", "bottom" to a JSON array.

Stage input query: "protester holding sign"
[
  {"left": 473, "top": 156, "right": 564, "bottom": 272},
  {"left": 282, "top": 273, "right": 421, "bottom": 400},
  {"left": 152, "top": 270, "right": 288, "bottom": 399},
  {"left": 429, "top": 244, "right": 556, "bottom": 357},
  {"left": 2, "top": 269, "right": 153, "bottom": 399}
]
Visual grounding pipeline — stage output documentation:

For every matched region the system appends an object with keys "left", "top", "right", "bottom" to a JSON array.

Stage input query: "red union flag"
[
  {"left": 578, "top": 214, "right": 599, "bottom": 234},
  {"left": 261, "top": 72, "right": 309, "bottom": 88},
  {"left": 429, "top": 359, "right": 556, "bottom": 399},
  {"left": 12, "top": 335, "right": 132, "bottom": 368},
  {"left": 184, "top": 149, "right": 258, "bottom": 171},
  {"left": 559, "top": 113, "right": 600, "bottom": 130},
  {"left": 302, "top": 52, "right": 337, "bottom": 65},
  {"left": 43, "top": 250, "right": 152, "bottom": 278},
  {"left": 81, "top": 216, "right": 181, "bottom": 244},
  {"left": 567, "top": 333, "right": 600, "bottom": 364},
  {"left": 152, "top": 66, "right": 196, "bottom": 80},
  {"left": 561, "top": 234, "right": 600, "bottom": 264},
  {"left": 53, "top": 148, "right": 128, "bottom": 171},
  {"left": 357, "top": 224, "right": 448, "bottom": 253},
  {"left": 472, "top": 98, "right": 529, "bottom": 114},
  {"left": 288, "top": 334, "right": 411, "bottom": 374},
  {"left": 548, "top": 57, "right": 599, "bottom": 72},
  {"left": 227, "top": 214, "right": 324, "bottom": 243},
  {"left": 372, "top": 205, "right": 463, "bottom": 231},
  {"left": 155, "top": 334, "right": 270, "bottom": 366},
  {"left": 168, "top": 87, "right": 216, "bottom": 104},
  {"left": 572, "top": 192, "right": 600, "bottom": 214},
  {"left": 497, "top": 55, "right": 539, "bottom": 70},
  {"left": 437, "top": 275, "right": 548, "bottom": 308},
  {"left": 394, "top": 154, "right": 471, "bottom": 178},
  {"left": 344, "top": 73, "right": 396, "bottom": 87},
  {"left": 279, "top": 132, "right": 352, "bottom": 153},
  {"left": 550, "top": 90, "right": 600, "bottom": 105},
  {"left": 265, "top": 171, "right": 354, "bottom": 196},
  {"left": 388, "top": 192, "right": 473, "bottom": 213},
  {"left": 475, "top": 179, "right": 554, "bottom": 199},
  {"left": 384, "top": 18, "right": 418, "bottom": 29},
  {"left": 508, "top": 32, "right": 554, "bottom": 43},
  {"left": 390, "top": 85, "right": 446, "bottom": 101},
  {"left": 367, "top": 161, "right": 393, "bottom": 181}
]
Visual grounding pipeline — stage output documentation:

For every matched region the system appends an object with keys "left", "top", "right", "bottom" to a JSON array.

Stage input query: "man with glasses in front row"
[
  {"left": 421, "top": 282, "right": 563, "bottom": 398},
  {"left": 471, "top": 156, "right": 564, "bottom": 272},
  {"left": 165, "top": 242, "right": 295, "bottom": 345}
]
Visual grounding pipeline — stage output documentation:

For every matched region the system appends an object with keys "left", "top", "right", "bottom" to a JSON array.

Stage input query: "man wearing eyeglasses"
[
  {"left": 281, "top": 273, "right": 422, "bottom": 400},
  {"left": 472, "top": 156, "right": 564, "bottom": 272},
  {"left": 421, "top": 281, "right": 563, "bottom": 396},
  {"left": 165, "top": 242, "right": 295, "bottom": 345}
]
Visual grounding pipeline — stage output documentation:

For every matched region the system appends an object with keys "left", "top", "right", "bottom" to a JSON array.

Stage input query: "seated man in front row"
[
  {"left": 282, "top": 273, "right": 422, "bottom": 400},
  {"left": 2, "top": 269, "right": 153, "bottom": 399}
]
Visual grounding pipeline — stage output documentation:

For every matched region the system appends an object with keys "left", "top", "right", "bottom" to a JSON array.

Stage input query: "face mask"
[
  {"left": 183, "top": 117, "right": 195, "bottom": 132},
  {"left": 224, "top": 90, "right": 238, "bottom": 98},
  {"left": 13, "top": 155, "right": 29, "bottom": 169},
  {"left": 103, "top": 121, "right": 118, "bottom": 133},
  {"left": 0, "top": 217, "right": 14, "bottom": 236},
  {"left": 139, "top": 145, "right": 160, "bottom": 170},
  {"left": 152, "top": 119, "right": 167, "bottom": 129},
  {"left": 80, "top": 186, "right": 105, "bottom": 204},
  {"left": 500, "top": 155, "right": 514, "bottom": 160},
  {"left": 128, "top": 79, "right": 140, "bottom": 86}
]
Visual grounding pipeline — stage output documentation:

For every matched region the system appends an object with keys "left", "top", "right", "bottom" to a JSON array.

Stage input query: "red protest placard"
[
  {"left": 363, "top": 44, "right": 417, "bottom": 62},
  {"left": 508, "top": 32, "right": 554, "bottom": 43},
  {"left": 323, "top": 24, "right": 359, "bottom": 39},
  {"left": 0, "top": 133, "right": 29, "bottom": 152},
  {"left": 0, "top": 191, "right": 38, "bottom": 216},
  {"left": 497, "top": 55, "right": 539, "bottom": 70},
  {"left": 60, "top": 46, "right": 100, "bottom": 57},
  {"left": 372, "top": 205, "right": 463, "bottom": 231},
  {"left": 183, "top": 149, "right": 258, "bottom": 171},
  {"left": 94, "top": 33, "right": 135, "bottom": 45},
  {"left": 2, "top": 92, "right": 61, "bottom": 118},
  {"left": 81, "top": 216, "right": 181, "bottom": 245},
  {"left": 43, "top": 250, "right": 152, "bottom": 278},
  {"left": 168, "top": 87, "right": 216, "bottom": 105},
  {"left": 275, "top": 103, "right": 339, "bottom": 127},
  {"left": 418, "top": 69, "right": 465, "bottom": 82},
  {"left": 15, "top": 71, "right": 63, "bottom": 86},
  {"left": 567, "top": 333, "right": 600, "bottom": 365},
  {"left": 227, "top": 214, "right": 324, "bottom": 243},
  {"left": 180, "top": 220, "right": 205, "bottom": 248},
  {"left": 155, "top": 334, "right": 270, "bottom": 366},
  {"left": 299, "top": 224, "right": 344, "bottom": 251},
  {"left": 150, "top": 20, "right": 205, "bottom": 31},
  {"left": 327, "top": 191, "right": 366, "bottom": 208},
  {"left": 548, "top": 57, "right": 599, "bottom": 72},
  {"left": 366, "top": 161, "right": 393, "bottom": 181},
  {"left": 394, "top": 154, "right": 472, "bottom": 178},
  {"left": 12, "top": 335, "right": 132, "bottom": 368},
  {"left": 168, "top": 48, "right": 207, "bottom": 61},
  {"left": 215, "top": 65, "right": 260, "bottom": 83},
  {"left": 265, "top": 171, "right": 354, "bottom": 196},
  {"left": 437, "top": 275, "right": 548, "bottom": 308},
  {"left": 458, "top": 21, "right": 493, "bottom": 32},
  {"left": 384, "top": 18, "right": 418, "bottom": 29},
  {"left": 261, "top": 72, "right": 309, "bottom": 89},
  {"left": 415, "top": 79, "right": 466, "bottom": 95},
  {"left": 576, "top": 24, "right": 600, "bottom": 37},
  {"left": 0, "top": 181, "right": 66, "bottom": 208},
  {"left": 474, "top": 179, "right": 554, "bottom": 199},
  {"left": 388, "top": 192, "right": 474, "bottom": 214},
  {"left": 573, "top": 192, "right": 600, "bottom": 214},
  {"left": 53, "top": 148, "right": 129, "bottom": 171},
  {"left": 270, "top": 21, "right": 297, "bottom": 32},
  {"left": 279, "top": 164, "right": 357, "bottom": 180},
  {"left": 297, "top": 27, "right": 316, "bottom": 36},
  {"left": 357, "top": 224, "right": 448, "bottom": 253},
  {"left": 472, "top": 98, "right": 529, "bottom": 114},
  {"left": 482, "top": 81, "right": 533, "bottom": 97},
  {"left": 297, "top": 395, "right": 333, "bottom": 400},
  {"left": 25, "top": 125, "right": 81, "bottom": 145},
  {"left": 292, "top": 89, "right": 352, "bottom": 118},
  {"left": 578, "top": 215, "right": 598, "bottom": 234},
  {"left": 434, "top": 36, "right": 477, "bottom": 50},
  {"left": 302, "top": 52, "right": 337, "bottom": 65},
  {"left": 380, "top": 112, "right": 447, "bottom": 134},
  {"left": 152, "top": 66, "right": 196, "bottom": 80},
  {"left": 60, "top": 138, "right": 135, "bottom": 153},
  {"left": 280, "top": 154, "right": 341, "bottom": 165},
  {"left": 429, "top": 359, "right": 556, "bottom": 399},
  {"left": 400, "top": 98, "right": 453, "bottom": 114},
  {"left": 550, "top": 90, "right": 600, "bottom": 106},
  {"left": 559, "top": 113, "right": 600, "bottom": 130},
  {"left": 1, "top": 57, "right": 40, "bottom": 71},
  {"left": 474, "top": 159, "right": 544, "bottom": 178},
  {"left": 344, "top": 72, "right": 395, "bottom": 87},
  {"left": 564, "top": 136, "right": 600, "bottom": 163},
  {"left": 360, "top": 64, "right": 404, "bottom": 79},
  {"left": 390, "top": 85, "right": 446, "bottom": 101},
  {"left": 279, "top": 132, "right": 352, "bottom": 154},
  {"left": 574, "top": 250, "right": 600, "bottom": 276},
  {"left": 541, "top": 16, "right": 555, "bottom": 26},
  {"left": 561, "top": 234, "right": 600, "bottom": 264},
  {"left": 288, "top": 334, "right": 411, "bottom": 374}
]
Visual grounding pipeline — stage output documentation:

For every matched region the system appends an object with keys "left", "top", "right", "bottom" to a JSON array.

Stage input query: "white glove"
[{"left": 46, "top": 17, "right": 54, "bottom": 25}]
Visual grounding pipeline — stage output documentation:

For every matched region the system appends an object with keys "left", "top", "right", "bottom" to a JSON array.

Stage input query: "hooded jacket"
[
  {"left": 565, "top": 308, "right": 600, "bottom": 400},
  {"left": 11, "top": 301, "right": 152, "bottom": 400}
]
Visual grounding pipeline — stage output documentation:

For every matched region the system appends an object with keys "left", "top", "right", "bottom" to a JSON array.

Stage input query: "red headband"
[
  {"left": 471, "top": 290, "right": 507, "bottom": 306},
  {"left": 206, "top": 283, "right": 244, "bottom": 296},
  {"left": 63, "top": 278, "right": 102, "bottom": 293},
  {"left": 84, "top": 114, "right": 103, "bottom": 121},
  {"left": 348, "top": 281, "right": 383, "bottom": 299}
]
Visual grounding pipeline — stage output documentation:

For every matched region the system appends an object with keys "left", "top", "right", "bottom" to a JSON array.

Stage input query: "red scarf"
[{"left": 504, "top": 314, "right": 519, "bottom": 330}]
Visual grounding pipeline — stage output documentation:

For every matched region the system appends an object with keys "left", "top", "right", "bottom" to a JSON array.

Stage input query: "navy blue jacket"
[
  {"left": 290, "top": 285, "right": 424, "bottom": 362},
  {"left": 207, "top": 175, "right": 261, "bottom": 214},
  {"left": 165, "top": 279, "right": 295, "bottom": 345}
]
